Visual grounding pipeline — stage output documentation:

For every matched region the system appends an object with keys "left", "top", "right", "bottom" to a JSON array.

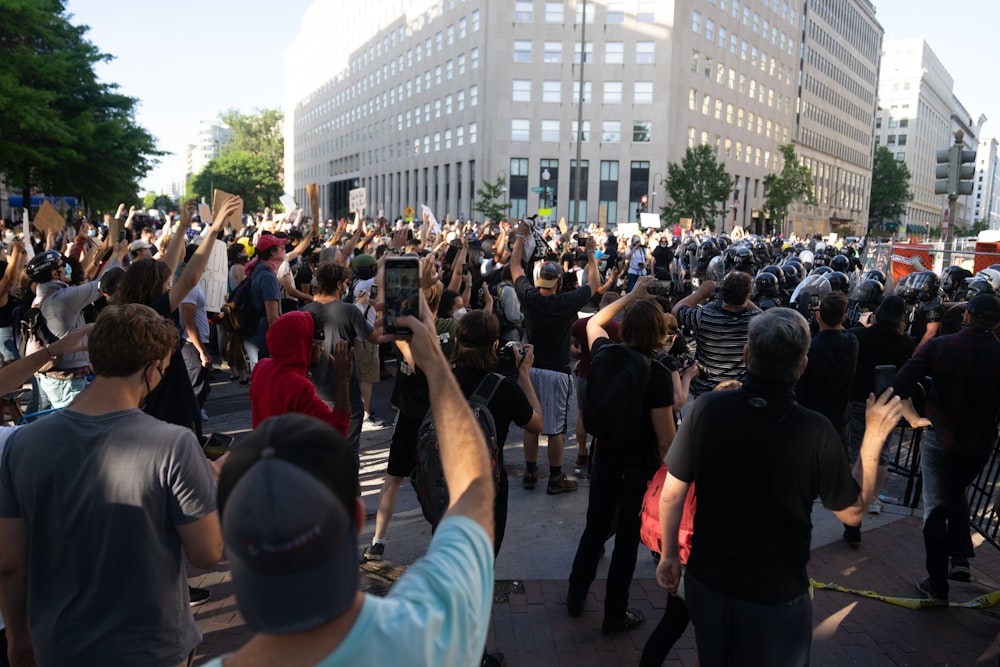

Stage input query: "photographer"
[{"left": 625, "top": 235, "right": 648, "bottom": 293}]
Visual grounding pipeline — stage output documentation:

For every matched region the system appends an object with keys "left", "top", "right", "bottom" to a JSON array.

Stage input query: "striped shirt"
[{"left": 676, "top": 301, "right": 759, "bottom": 396}]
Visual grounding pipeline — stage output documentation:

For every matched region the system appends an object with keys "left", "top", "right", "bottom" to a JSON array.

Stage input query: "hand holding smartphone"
[
  {"left": 384, "top": 256, "right": 422, "bottom": 335},
  {"left": 201, "top": 433, "right": 235, "bottom": 461}
]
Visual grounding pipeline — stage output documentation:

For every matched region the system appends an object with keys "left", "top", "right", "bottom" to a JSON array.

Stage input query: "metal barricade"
[
  {"left": 886, "top": 425, "right": 924, "bottom": 508},
  {"left": 967, "top": 436, "right": 1000, "bottom": 550}
]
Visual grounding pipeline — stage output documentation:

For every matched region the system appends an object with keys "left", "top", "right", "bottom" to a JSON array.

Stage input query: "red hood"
[{"left": 265, "top": 311, "right": 314, "bottom": 372}]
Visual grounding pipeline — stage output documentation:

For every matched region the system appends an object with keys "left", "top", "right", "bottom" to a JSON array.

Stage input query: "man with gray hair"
[{"left": 655, "top": 308, "right": 902, "bottom": 665}]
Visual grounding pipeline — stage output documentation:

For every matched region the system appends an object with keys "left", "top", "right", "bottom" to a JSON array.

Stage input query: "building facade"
[
  {"left": 285, "top": 0, "right": 879, "bottom": 235},
  {"left": 976, "top": 136, "right": 1000, "bottom": 230}
]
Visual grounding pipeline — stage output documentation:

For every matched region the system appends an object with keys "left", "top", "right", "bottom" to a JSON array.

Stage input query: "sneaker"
[
  {"left": 522, "top": 470, "right": 538, "bottom": 491},
  {"left": 916, "top": 576, "right": 948, "bottom": 601},
  {"left": 546, "top": 473, "right": 578, "bottom": 495},
  {"left": 602, "top": 608, "right": 645, "bottom": 636},
  {"left": 363, "top": 542, "right": 385, "bottom": 562},
  {"left": 843, "top": 525, "right": 862, "bottom": 549},
  {"left": 868, "top": 497, "right": 883, "bottom": 514},
  {"left": 189, "top": 586, "right": 211, "bottom": 608},
  {"left": 949, "top": 557, "right": 971, "bottom": 582}
]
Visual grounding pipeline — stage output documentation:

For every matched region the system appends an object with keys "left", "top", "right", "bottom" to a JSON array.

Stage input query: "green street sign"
[{"left": 531, "top": 187, "right": 545, "bottom": 193}]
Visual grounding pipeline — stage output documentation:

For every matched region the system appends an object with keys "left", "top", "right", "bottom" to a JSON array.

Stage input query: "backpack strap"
[{"left": 470, "top": 372, "right": 504, "bottom": 406}]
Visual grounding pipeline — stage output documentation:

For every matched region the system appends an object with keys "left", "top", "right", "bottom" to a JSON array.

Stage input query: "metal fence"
[{"left": 967, "top": 437, "right": 1000, "bottom": 550}]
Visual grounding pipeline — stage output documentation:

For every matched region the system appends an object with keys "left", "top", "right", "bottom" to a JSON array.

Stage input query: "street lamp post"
[
  {"left": 651, "top": 172, "right": 662, "bottom": 214},
  {"left": 497, "top": 168, "right": 507, "bottom": 221},
  {"left": 542, "top": 168, "right": 551, "bottom": 212},
  {"left": 731, "top": 184, "right": 740, "bottom": 234}
]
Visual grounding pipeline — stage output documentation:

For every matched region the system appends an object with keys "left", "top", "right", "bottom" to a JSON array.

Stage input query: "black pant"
[{"left": 568, "top": 462, "right": 653, "bottom": 622}]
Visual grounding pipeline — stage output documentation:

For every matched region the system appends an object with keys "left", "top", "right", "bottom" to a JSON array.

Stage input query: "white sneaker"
[{"left": 868, "top": 497, "right": 883, "bottom": 514}]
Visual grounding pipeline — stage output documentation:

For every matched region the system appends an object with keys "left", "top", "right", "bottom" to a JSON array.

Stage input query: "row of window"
[
  {"left": 705, "top": 0, "right": 797, "bottom": 28},
  {"left": 513, "top": 40, "right": 655, "bottom": 65},
  {"left": 364, "top": 124, "right": 480, "bottom": 166},
  {"left": 513, "top": 2, "right": 656, "bottom": 25},
  {"left": 692, "top": 41, "right": 794, "bottom": 86},
  {"left": 687, "top": 128, "right": 780, "bottom": 171},
  {"left": 511, "top": 119, "right": 652, "bottom": 144},
  {"left": 687, "top": 89, "right": 791, "bottom": 142},
  {"left": 804, "top": 47, "right": 874, "bottom": 109},
  {"left": 352, "top": 8, "right": 480, "bottom": 74},
  {"left": 692, "top": 9, "right": 795, "bottom": 59},
  {"left": 513, "top": 79, "right": 655, "bottom": 105},
  {"left": 691, "top": 52, "right": 794, "bottom": 106}
]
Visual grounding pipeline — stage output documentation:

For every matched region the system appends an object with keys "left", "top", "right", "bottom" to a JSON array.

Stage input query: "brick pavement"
[{"left": 188, "top": 515, "right": 1000, "bottom": 665}]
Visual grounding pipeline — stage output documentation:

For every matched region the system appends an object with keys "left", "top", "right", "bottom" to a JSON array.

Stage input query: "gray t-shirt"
[
  {"left": 302, "top": 299, "right": 372, "bottom": 402},
  {"left": 0, "top": 409, "right": 216, "bottom": 666}
]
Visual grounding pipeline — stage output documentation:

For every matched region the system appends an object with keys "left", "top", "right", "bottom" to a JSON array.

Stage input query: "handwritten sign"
[
  {"left": 212, "top": 189, "right": 243, "bottom": 231},
  {"left": 349, "top": 187, "right": 367, "bottom": 212},
  {"left": 199, "top": 239, "right": 229, "bottom": 313},
  {"left": 33, "top": 200, "right": 65, "bottom": 234}
]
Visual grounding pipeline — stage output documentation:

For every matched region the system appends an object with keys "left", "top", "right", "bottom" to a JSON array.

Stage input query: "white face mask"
[{"left": 453, "top": 307, "right": 468, "bottom": 319}]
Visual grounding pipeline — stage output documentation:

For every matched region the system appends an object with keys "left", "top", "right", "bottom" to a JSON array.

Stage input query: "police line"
[{"left": 810, "top": 578, "right": 1000, "bottom": 609}]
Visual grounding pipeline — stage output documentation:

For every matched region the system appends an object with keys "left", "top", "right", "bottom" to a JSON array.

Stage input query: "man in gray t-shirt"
[{"left": 0, "top": 303, "right": 223, "bottom": 666}]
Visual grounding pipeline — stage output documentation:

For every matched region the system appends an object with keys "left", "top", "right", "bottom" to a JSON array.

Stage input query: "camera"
[{"left": 498, "top": 341, "right": 522, "bottom": 377}]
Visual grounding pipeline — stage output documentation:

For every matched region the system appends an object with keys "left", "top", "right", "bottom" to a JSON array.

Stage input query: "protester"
[
  {"left": 243, "top": 234, "right": 285, "bottom": 366},
  {"left": 657, "top": 307, "right": 901, "bottom": 664},
  {"left": 0, "top": 304, "right": 223, "bottom": 666}
]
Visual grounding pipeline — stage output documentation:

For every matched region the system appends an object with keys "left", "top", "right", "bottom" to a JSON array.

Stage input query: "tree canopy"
[
  {"left": 0, "top": 0, "right": 159, "bottom": 212},
  {"left": 662, "top": 144, "right": 732, "bottom": 230},
  {"left": 763, "top": 144, "right": 815, "bottom": 229},
  {"left": 472, "top": 176, "right": 510, "bottom": 222},
  {"left": 188, "top": 108, "right": 284, "bottom": 212},
  {"left": 868, "top": 146, "right": 913, "bottom": 233}
]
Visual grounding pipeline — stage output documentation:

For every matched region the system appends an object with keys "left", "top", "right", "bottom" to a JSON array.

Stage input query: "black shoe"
[
  {"left": 363, "top": 542, "right": 385, "bottom": 562},
  {"left": 602, "top": 608, "right": 644, "bottom": 636},
  {"left": 546, "top": 473, "right": 578, "bottom": 495},
  {"left": 481, "top": 651, "right": 506, "bottom": 667},
  {"left": 566, "top": 591, "right": 584, "bottom": 618},
  {"left": 949, "top": 557, "right": 971, "bottom": 582},
  {"left": 843, "top": 525, "right": 861, "bottom": 549},
  {"left": 189, "top": 586, "right": 211, "bottom": 607},
  {"left": 522, "top": 470, "right": 538, "bottom": 490},
  {"left": 916, "top": 576, "right": 948, "bottom": 602}
]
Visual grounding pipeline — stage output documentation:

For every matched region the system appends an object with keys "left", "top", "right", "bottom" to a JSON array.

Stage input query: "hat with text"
[
  {"left": 967, "top": 293, "right": 1000, "bottom": 324},
  {"left": 217, "top": 414, "right": 360, "bottom": 634},
  {"left": 875, "top": 295, "right": 906, "bottom": 325},
  {"left": 535, "top": 261, "right": 563, "bottom": 289}
]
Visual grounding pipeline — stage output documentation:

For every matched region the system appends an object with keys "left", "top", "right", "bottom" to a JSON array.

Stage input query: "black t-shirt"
[
  {"left": 592, "top": 337, "right": 674, "bottom": 471},
  {"left": 453, "top": 368, "right": 534, "bottom": 457},
  {"left": 666, "top": 377, "right": 859, "bottom": 604},
  {"left": 795, "top": 329, "right": 858, "bottom": 431},
  {"left": 144, "top": 293, "right": 200, "bottom": 429},
  {"left": 909, "top": 297, "right": 943, "bottom": 344},
  {"left": 514, "top": 275, "right": 592, "bottom": 373},
  {"left": 652, "top": 245, "right": 673, "bottom": 274},
  {"left": 847, "top": 324, "right": 915, "bottom": 401}
]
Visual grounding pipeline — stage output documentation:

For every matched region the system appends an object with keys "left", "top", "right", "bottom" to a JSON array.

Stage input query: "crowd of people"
[{"left": 0, "top": 200, "right": 997, "bottom": 666}]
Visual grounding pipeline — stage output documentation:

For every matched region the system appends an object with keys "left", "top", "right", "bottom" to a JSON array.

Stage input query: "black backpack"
[
  {"left": 411, "top": 373, "right": 504, "bottom": 527},
  {"left": 492, "top": 281, "right": 523, "bottom": 339},
  {"left": 584, "top": 342, "right": 652, "bottom": 447},
  {"left": 18, "top": 303, "right": 61, "bottom": 372},
  {"left": 220, "top": 266, "right": 261, "bottom": 335}
]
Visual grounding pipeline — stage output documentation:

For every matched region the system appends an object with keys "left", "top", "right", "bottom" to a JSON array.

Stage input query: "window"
[
  {"left": 543, "top": 80, "right": 561, "bottom": 103},
  {"left": 575, "top": 3, "right": 595, "bottom": 23},
  {"left": 445, "top": 129, "right": 452, "bottom": 149},
  {"left": 456, "top": 126, "right": 464, "bottom": 146},
  {"left": 636, "top": 42, "right": 655, "bottom": 64},
  {"left": 434, "top": 132, "right": 441, "bottom": 151},
  {"left": 457, "top": 89, "right": 465, "bottom": 110},
  {"left": 637, "top": 2, "right": 655, "bottom": 22},
  {"left": 446, "top": 60, "right": 453, "bottom": 80},
  {"left": 469, "top": 122, "right": 477, "bottom": 144},
  {"left": 436, "top": 31, "right": 442, "bottom": 51},
  {"left": 458, "top": 53, "right": 466, "bottom": 74},
  {"left": 544, "top": 41, "right": 562, "bottom": 63},
  {"left": 471, "top": 47, "right": 479, "bottom": 69},
  {"left": 692, "top": 10, "right": 701, "bottom": 34},
  {"left": 574, "top": 42, "right": 594, "bottom": 63},
  {"left": 513, "top": 80, "right": 531, "bottom": 102},
  {"left": 472, "top": 10, "right": 480, "bottom": 31},
  {"left": 470, "top": 84, "right": 478, "bottom": 106},
  {"left": 573, "top": 81, "right": 592, "bottom": 102},
  {"left": 602, "top": 121, "right": 621, "bottom": 143},
  {"left": 706, "top": 19, "right": 714, "bottom": 41},
  {"left": 459, "top": 17, "right": 467, "bottom": 38},
  {"left": 607, "top": 2, "right": 625, "bottom": 23},
  {"left": 571, "top": 120, "right": 591, "bottom": 142},
  {"left": 435, "top": 65, "right": 442, "bottom": 84},
  {"left": 545, "top": 2, "right": 563, "bottom": 22},
  {"left": 702, "top": 94, "right": 711, "bottom": 115},
  {"left": 541, "top": 120, "right": 560, "bottom": 142},
  {"left": 447, "top": 25, "right": 454, "bottom": 45},
  {"left": 688, "top": 88, "right": 697, "bottom": 111},
  {"left": 514, "top": 1, "right": 533, "bottom": 22},
  {"left": 445, "top": 94, "right": 453, "bottom": 114},
  {"left": 434, "top": 99, "right": 441, "bottom": 118},
  {"left": 512, "top": 119, "right": 530, "bottom": 142},
  {"left": 606, "top": 42, "right": 624, "bottom": 64},
  {"left": 634, "top": 81, "right": 653, "bottom": 104},
  {"left": 424, "top": 103, "right": 430, "bottom": 122},
  {"left": 406, "top": 110, "right": 412, "bottom": 127},
  {"left": 513, "top": 41, "right": 532, "bottom": 62},
  {"left": 603, "top": 81, "right": 622, "bottom": 104}
]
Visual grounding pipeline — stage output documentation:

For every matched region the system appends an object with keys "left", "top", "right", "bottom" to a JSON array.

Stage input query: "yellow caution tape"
[{"left": 810, "top": 578, "right": 1000, "bottom": 609}]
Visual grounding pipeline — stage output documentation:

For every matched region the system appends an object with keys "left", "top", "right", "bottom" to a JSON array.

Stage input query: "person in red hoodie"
[{"left": 250, "top": 310, "right": 351, "bottom": 435}]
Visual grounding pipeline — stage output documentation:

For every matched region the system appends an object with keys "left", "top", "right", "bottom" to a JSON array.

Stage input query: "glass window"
[
  {"left": 600, "top": 160, "right": 619, "bottom": 180},
  {"left": 445, "top": 94, "right": 453, "bottom": 114},
  {"left": 424, "top": 103, "right": 430, "bottom": 122},
  {"left": 512, "top": 119, "right": 530, "bottom": 142},
  {"left": 458, "top": 53, "right": 466, "bottom": 75},
  {"left": 636, "top": 42, "right": 655, "bottom": 64},
  {"left": 445, "top": 129, "right": 452, "bottom": 149},
  {"left": 602, "top": 121, "right": 621, "bottom": 143},
  {"left": 575, "top": 3, "right": 595, "bottom": 23},
  {"left": 633, "top": 122, "right": 651, "bottom": 143},
  {"left": 574, "top": 42, "right": 594, "bottom": 63},
  {"left": 470, "top": 84, "right": 478, "bottom": 106},
  {"left": 434, "top": 132, "right": 441, "bottom": 151},
  {"left": 513, "top": 41, "right": 532, "bottom": 62},
  {"left": 471, "top": 47, "right": 479, "bottom": 69},
  {"left": 472, "top": 10, "right": 480, "bottom": 31},
  {"left": 436, "top": 31, "right": 443, "bottom": 51},
  {"left": 434, "top": 99, "right": 441, "bottom": 118},
  {"left": 607, "top": 3, "right": 625, "bottom": 23},
  {"left": 447, "top": 25, "right": 454, "bottom": 45},
  {"left": 541, "top": 120, "right": 560, "bottom": 142},
  {"left": 513, "top": 80, "right": 531, "bottom": 102},
  {"left": 469, "top": 122, "right": 477, "bottom": 144},
  {"left": 543, "top": 80, "right": 561, "bottom": 103},
  {"left": 692, "top": 10, "right": 701, "bottom": 34},
  {"left": 572, "top": 81, "right": 592, "bottom": 102},
  {"left": 634, "top": 81, "right": 653, "bottom": 104},
  {"left": 688, "top": 88, "right": 697, "bottom": 111},
  {"left": 459, "top": 17, "right": 467, "bottom": 38},
  {"left": 545, "top": 2, "right": 563, "bottom": 22},
  {"left": 571, "top": 120, "right": 591, "bottom": 142},
  {"left": 435, "top": 65, "right": 442, "bottom": 84},
  {"left": 603, "top": 81, "right": 622, "bottom": 104},
  {"left": 637, "top": 2, "right": 655, "bottom": 22},
  {"left": 514, "top": 1, "right": 533, "bottom": 22},
  {"left": 456, "top": 126, "right": 464, "bottom": 146},
  {"left": 605, "top": 42, "right": 624, "bottom": 64},
  {"left": 706, "top": 19, "right": 714, "bottom": 41},
  {"left": 457, "top": 89, "right": 465, "bottom": 110},
  {"left": 544, "top": 41, "right": 563, "bottom": 63},
  {"left": 446, "top": 60, "right": 453, "bottom": 80}
]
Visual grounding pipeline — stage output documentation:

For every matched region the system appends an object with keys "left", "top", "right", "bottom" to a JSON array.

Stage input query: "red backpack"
[{"left": 640, "top": 464, "right": 697, "bottom": 563}]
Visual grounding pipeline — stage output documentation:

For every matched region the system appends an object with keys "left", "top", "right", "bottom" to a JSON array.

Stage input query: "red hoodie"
[{"left": 250, "top": 311, "right": 350, "bottom": 434}]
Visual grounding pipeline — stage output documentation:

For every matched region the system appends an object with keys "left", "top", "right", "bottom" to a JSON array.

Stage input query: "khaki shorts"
[{"left": 354, "top": 340, "right": 380, "bottom": 384}]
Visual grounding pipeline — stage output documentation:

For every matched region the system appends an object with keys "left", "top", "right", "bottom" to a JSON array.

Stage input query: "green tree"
[
  {"left": 189, "top": 108, "right": 284, "bottom": 211},
  {"left": 0, "top": 0, "right": 159, "bottom": 211},
  {"left": 662, "top": 145, "right": 732, "bottom": 230},
  {"left": 472, "top": 176, "right": 510, "bottom": 222},
  {"left": 867, "top": 146, "right": 913, "bottom": 234},
  {"left": 763, "top": 144, "right": 816, "bottom": 231}
]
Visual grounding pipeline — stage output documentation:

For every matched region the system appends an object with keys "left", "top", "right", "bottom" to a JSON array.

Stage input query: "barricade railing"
[
  {"left": 967, "top": 436, "right": 1000, "bottom": 550},
  {"left": 886, "top": 425, "right": 924, "bottom": 509}
]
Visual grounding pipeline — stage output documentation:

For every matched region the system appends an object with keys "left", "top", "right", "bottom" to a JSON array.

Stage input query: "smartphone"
[
  {"left": 118, "top": 230, "right": 127, "bottom": 242},
  {"left": 384, "top": 256, "right": 421, "bottom": 334},
  {"left": 648, "top": 280, "right": 672, "bottom": 296},
  {"left": 809, "top": 294, "right": 820, "bottom": 308},
  {"left": 200, "top": 432, "right": 234, "bottom": 461},
  {"left": 873, "top": 364, "right": 896, "bottom": 397},
  {"left": 370, "top": 284, "right": 378, "bottom": 299}
]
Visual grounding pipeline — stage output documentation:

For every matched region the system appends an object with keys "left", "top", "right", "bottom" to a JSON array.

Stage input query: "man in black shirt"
[{"left": 657, "top": 308, "right": 901, "bottom": 665}]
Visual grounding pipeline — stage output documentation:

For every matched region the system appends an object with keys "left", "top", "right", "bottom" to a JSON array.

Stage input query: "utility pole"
[{"left": 573, "top": 0, "right": 587, "bottom": 228}]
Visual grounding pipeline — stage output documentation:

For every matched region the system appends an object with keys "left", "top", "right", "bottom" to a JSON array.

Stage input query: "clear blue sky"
[{"left": 63, "top": 0, "right": 997, "bottom": 194}]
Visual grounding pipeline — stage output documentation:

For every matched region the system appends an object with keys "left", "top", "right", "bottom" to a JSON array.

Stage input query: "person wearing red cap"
[{"left": 243, "top": 235, "right": 285, "bottom": 367}]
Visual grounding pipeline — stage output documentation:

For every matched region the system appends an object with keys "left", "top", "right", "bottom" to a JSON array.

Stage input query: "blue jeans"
[
  {"left": 919, "top": 430, "right": 986, "bottom": 591},
  {"left": 626, "top": 272, "right": 644, "bottom": 292},
  {"left": 0, "top": 326, "right": 18, "bottom": 363},
  {"left": 36, "top": 374, "right": 87, "bottom": 409},
  {"left": 685, "top": 572, "right": 811, "bottom": 667}
]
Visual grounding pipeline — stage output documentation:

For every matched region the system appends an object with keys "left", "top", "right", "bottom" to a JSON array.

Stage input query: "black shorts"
[{"left": 387, "top": 411, "right": 424, "bottom": 477}]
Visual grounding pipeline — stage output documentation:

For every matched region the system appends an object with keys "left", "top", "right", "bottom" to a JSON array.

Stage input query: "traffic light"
[
  {"left": 640, "top": 194, "right": 648, "bottom": 213},
  {"left": 934, "top": 149, "right": 953, "bottom": 196},
  {"left": 958, "top": 148, "right": 976, "bottom": 195},
  {"left": 935, "top": 141, "right": 977, "bottom": 197}
]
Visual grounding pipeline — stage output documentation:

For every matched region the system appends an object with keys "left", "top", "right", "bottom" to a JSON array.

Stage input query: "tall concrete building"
[
  {"left": 976, "top": 137, "right": 1000, "bottom": 230},
  {"left": 285, "top": 0, "right": 879, "bottom": 235},
  {"left": 182, "top": 122, "right": 231, "bottom": 186}
]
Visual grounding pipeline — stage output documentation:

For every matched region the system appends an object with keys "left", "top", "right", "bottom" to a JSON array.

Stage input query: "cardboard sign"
[
  {"left": 598, "top": 205, "right": 608, "bottom": 229},
  {"left": 199, "top": 239, "right": 229, "bottom": 313},
  {"left": 558, "top": 217, "right": 568, "bottom": 234},
  {"left": 349, "top": 187, "right": 366, "bottom": 212},
  {"left": 33, "top": 200, "right": 65, "bottom": 235},
  {"left": 212, "top": 189, "right": 243, "bottom": 231},
  {"left": 306, "top": 183, "right": 320, "bottom": 235},
  {"left": 198, "top": 204, "right": 213, "bottom": 224},
  {"left": 279, "top": 193, "right": 297, "bottom": 212},
  {"left": 640, "top": 213, "right": 662, "bottom": 229}
]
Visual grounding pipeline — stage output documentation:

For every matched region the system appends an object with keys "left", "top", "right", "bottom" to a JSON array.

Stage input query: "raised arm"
[
  {"left": 509, "top": 221, "right": 528, "bottom": 283},
  {"left": 169, "top": 197, "right": 241, "bottom": 312},
  {"left": 162, "top": 199, "right": 196, "bottom": 276},
  {"left": 587, "top": 275, "right": 651, "bottom": 349}
]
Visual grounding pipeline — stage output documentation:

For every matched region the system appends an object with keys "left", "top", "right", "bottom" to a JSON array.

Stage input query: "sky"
[{"left": 62, "top": 0, "right": 1000, "bottom": 195}]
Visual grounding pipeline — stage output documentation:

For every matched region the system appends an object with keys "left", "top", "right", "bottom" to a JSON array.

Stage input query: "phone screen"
[
  {"left": 873, "top": 364, "right": 895, "bottom": 397},
  {"left": 809, "top": 294, "right": 820, "bottom": 308},
  {"left": 384, "top": 256, "right": 421, "bottom": 334},
  {"left": 118, "top": 230, "right": 127, "bottom": 242},
  {"left": 201, "top": 433, "right": 234, "bottom": 461}
]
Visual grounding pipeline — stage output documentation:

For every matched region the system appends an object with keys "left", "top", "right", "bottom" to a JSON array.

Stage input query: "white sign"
[
  {"left": 22, "top": 209, "right": 34, "bottom": 261},
  {"left": 618, "top": 223, "right": 640, "bottom": 239},
  {"left": 640, "top": 213, "right": 662, "bottom": 229},
  {"left": 199, "top": 239, "right": 228, "bottom": 313},
  {"left": 279, "top": 193, "right": 297, "bottom": 212},
  {"left": 349, "top": 187, "right": 367, "bottom": 212}
]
